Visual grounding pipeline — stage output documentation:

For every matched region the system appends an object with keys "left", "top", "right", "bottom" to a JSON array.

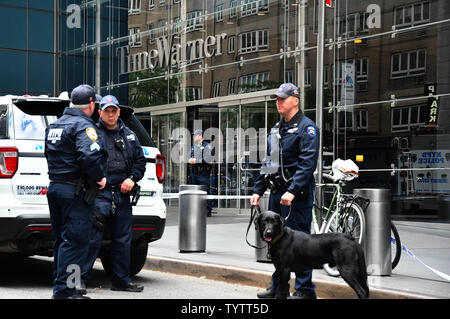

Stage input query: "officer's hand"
[
  {"left": 280, "top": 192, "right": 295, "bottom": 206},
  {"left": 97, "top": 177, "right": 107, "bottom": 190},
  {"left": 189, "top": 157, "right": 196, "bottom": 165},
  {"left": 250, "top": 194, "right": 260, "bottom": 206},
  {"left": 121, "top": 178, "right": 135, "bottom": 193}
]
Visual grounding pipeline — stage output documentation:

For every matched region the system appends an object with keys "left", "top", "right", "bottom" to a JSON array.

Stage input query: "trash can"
[
  {"left": 354, "top": 188, "right": 391, "bottom": 276},
  {"left": 255, "top": 191, "right": 271, "bottom": 262},
  {"left": 178, "top": 184, "right": 207, "bottom": 253}
]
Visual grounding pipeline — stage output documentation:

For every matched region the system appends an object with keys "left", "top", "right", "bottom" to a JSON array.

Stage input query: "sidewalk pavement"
[{"left": 143, "top": 208, "right": 450, "bottom": 299}]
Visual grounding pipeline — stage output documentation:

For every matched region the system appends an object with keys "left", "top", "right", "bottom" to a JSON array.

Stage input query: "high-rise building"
[{"left": 1, "top": 0, "right": 449, "bottom": 218}]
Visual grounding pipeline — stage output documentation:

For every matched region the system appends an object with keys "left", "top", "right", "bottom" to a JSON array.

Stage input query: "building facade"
[{"left": 2, "top": 0, "right": 450, "bottom": 218}]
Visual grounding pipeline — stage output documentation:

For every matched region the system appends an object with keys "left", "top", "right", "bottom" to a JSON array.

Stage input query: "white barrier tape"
[
  {"left": 178, "top": 190, "right": 207, "bottom": 196},
  {"left": 392, "top": 237, "right": 450, "bottom": 282},
  {"left": 163, "top": 193, "right": 253, "bottom": 200}
]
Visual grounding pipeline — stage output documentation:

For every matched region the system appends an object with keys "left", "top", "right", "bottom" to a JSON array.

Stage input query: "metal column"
[
  {"left": 178, "top": 184, "right": 207, "bottom": 252},
  {"left": 354, "top": 188, "right": 392, "bottom": 276}
]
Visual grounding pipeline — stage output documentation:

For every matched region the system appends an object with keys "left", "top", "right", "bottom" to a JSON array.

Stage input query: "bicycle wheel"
[
  {"left": 322, "top": 202, "right": 366, "bottom": 277},
  {"left": 391, "top": 222, "right": 401, "bottom": 270}
]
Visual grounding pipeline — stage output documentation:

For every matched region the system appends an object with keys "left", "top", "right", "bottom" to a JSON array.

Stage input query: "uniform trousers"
[
  {"left": 82, "top": 190, "right": 133, "bottom": 287},
  {"left": 191, "top": 171, "right": 212, "bottom": 215},
  {"left": 47, "top": 182, "right": 93, "bottom": 298}
]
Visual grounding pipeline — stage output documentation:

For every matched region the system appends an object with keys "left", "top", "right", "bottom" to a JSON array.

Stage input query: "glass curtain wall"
[
  {"left": 58, "top": 0, "right": 450, "bottom": 218},
  {"left": 0, "top": 0, "right": 55, "bottom": 95}
]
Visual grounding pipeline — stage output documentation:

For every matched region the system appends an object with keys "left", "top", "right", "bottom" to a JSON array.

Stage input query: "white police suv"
[{"left": 0, "top": 94, "right": 166, "bottom": 276}]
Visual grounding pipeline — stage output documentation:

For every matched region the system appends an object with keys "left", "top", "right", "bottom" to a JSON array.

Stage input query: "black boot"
[{"left": 257, "top": 287, "right": 275, "bottom": 299}]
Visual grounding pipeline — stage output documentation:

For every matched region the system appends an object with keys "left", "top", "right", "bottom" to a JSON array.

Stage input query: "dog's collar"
[{"left": 270, "top": 229, "right": 285, "bottom": 245}]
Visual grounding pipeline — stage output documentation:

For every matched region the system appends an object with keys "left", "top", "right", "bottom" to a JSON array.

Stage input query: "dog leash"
[{"left": 245, "top": 205, "right": 267, "bottom": 249}]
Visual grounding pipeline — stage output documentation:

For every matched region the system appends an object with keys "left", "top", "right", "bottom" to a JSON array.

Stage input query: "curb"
[{"left": 144, "top": 256, "right": 436, "bottom": 299}]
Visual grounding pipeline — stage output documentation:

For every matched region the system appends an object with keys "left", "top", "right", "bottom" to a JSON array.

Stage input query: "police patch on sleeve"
[
  {"left": 47, "top": 128, "right": 63, "bottom": 144},
  {"left": 307, "top": 126, "right": 316, "bottom": 136},
  {"left": 86, "top": 127, "right": 98, "bottom": 141}
]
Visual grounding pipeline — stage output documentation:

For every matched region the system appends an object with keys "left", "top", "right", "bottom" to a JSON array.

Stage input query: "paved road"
[{"left": 0, "top": 255, "right": 261, "bottom": 299}]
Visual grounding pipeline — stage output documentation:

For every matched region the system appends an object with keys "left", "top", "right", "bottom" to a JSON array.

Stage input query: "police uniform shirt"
[
  {"left": 97, "top": 118, "right": 146, "bottom": 185},
  {"left": 45, "top": 107, "right": 107, "bottom": 182},
  {"left": 253, "top": 110, "right": 320, "bottom": 196},
  {"left": 189, "top": 140, "right": 215, "bottom": 169}
]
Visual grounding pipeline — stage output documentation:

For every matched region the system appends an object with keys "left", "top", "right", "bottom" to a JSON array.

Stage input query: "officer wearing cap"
[
  {"left": 45, "top": 84, "right": 107, "bottom": 299},
  {"left": 81, "top": 94, "right": 146, "bottom": 293},
  {"left": 250, "top": 83, "right": 320, "bottom": 299},
  {"left": 188, "top": 129, "right": 214, "bottom": 216}
]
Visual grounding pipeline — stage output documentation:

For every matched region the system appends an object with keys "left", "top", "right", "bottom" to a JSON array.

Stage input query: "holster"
[
  {"left": 83, "top": 177, "right": 100, "bottom": 205},
  {"left": 130, "top": 184, "right": 141, "bottom": 206},
  {"left": 92, "top": 207, "right": 106, "bottom": 231},
  {"left": 264, "top": 170, "right": 309, "bottom": 200}
]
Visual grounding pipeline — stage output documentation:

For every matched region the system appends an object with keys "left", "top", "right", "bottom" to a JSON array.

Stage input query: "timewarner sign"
[{"left": 117, "top": 33, "right": 228, "bottom": 75}]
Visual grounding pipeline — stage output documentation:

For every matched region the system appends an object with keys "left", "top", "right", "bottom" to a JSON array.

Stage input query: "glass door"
[
  {"left": 239, "top": 102, "right": 268, "bottom": 209},
  {"left": 151, "top": 111, "right": 186, "bottom": 206},
  {"left": 218, "top": 106, "right": 239, "bottom": 209}
]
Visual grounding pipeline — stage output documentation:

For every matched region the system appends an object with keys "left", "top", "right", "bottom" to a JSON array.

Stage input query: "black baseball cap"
[{"left": 70, "top": 84, "right": 96, "bottom": 105}]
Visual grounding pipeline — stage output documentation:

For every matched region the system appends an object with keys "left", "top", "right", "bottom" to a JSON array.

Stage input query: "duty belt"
[
  {"left": 49, "top": 179, "right": 80, "bottom": 186},
  {"left": 104, "top": 183, "right": 122, "bottom": 192},
  {"left": 192, "top": 165, "right": 210, "bottom": 174}
]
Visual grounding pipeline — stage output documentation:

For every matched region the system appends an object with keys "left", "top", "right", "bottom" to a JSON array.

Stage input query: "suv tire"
[{"left": 100, "top": 244, "right": 149, "bottom": 277}]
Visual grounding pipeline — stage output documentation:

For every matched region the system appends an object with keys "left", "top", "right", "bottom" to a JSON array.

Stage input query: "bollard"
[
  {"left": 255, "top": 191, "right": 271, "bottom": 263},
  {"left": 178, "top": 184, "right": 207, "bottom": 253},
  {"left": 354, "top": 188, "right": 392, "bottom": 276}
]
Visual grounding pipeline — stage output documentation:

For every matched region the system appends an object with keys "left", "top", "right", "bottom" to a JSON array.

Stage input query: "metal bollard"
[
  {"left": 255, "top": 191, "right": 271, "bottom": 262},
  {"left": 178, "top": 184, "right": 207, "bottom": 253},
  {"left": 354, "top": 188, "right": 392, "bottom": 276}
]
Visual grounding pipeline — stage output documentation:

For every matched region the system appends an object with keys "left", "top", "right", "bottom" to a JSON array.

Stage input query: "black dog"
[{"left": 256, "top": 210, "right": 369, "bottom": 299}]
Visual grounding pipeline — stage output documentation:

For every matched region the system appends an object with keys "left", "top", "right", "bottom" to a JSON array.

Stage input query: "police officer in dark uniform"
[
  {"left": 45, "top": 84, "right": 107, "bottom": 299},
  {"left": 81, "top": 94, "right": 146, "bottom": 292},
  {"left": 188, "top": 129, "right": 214, "bottom": 216},
  {"left": 250, "top": 83, "right": 320, "bottom": 299}
]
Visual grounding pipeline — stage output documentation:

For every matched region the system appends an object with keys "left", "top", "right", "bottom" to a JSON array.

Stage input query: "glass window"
[
  {"left": 28, "top": 0, "right": 53, "bottom": 10},
  {"left": 0, "top": 7, "right": 26, "bottom": 50},
  {"left": 0, "top": 105, "right": 8, "bottom": 139},
  {"left": 28, "top": 10, "right": 54, "bottom": 52},
  {"left": 0, "top": 0, "right": 26, "bottom": 6},
  {"left": 230, "top": 0, "right": 238, "bottom": 18},
  {"left": 216, "top": 4, "right": 224, "bottom": 22},
  {"left": 391, "top": 50, "right": 426, "bottom": 79},
  {"left": 128, "top": 0, "right": 141, "bottom": 14},
  {"left": 13, "top": 107, "right": 46, "bottom": 140},
  {"left": 28, "top": 52, "right": 54, "bottom": 95},
  {"left": 0, "top": 50, "right": 26, "bottom": 94}
]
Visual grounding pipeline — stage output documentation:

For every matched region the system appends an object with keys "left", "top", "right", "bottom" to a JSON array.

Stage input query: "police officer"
[
  {"left": 45, "top": 84, "right": 107, "bottom": 299},
  {"left": 250, "top": 83, "right": 319, "bottom": 299},
  {"left": 81, "top": 94, "right": 146, "bottom": 292},
  {"left": 188, "top": 129, "right": 214, "bottom": 216}
]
